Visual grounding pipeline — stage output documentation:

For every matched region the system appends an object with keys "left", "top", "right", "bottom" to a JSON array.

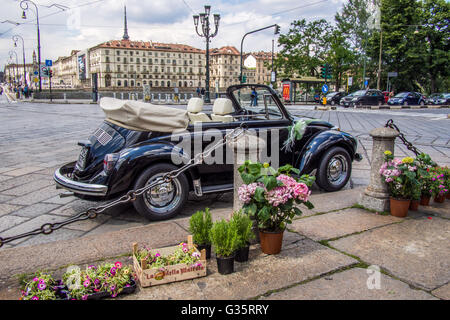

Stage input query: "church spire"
[{"left": 122, "top": 5, "right": 130, "bottom": 40}]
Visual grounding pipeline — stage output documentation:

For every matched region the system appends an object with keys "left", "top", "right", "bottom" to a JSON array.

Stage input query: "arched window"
[
  {"left": 161, "top": 81, "right": 165, "bottom": 87},
  {"left": 155, "top": 81, "right": 159, "bottom": 87},
  {"left": 124, "top": 80, "right": 128, "bottom": 87},
  {"left": 117, "top": 80, "right": 122, "bottom": 87},
  {"left": 167, "top": 81, "right": 171, "bottom": 87},
  {"left": 131, "top": 80, "right": 135, "bottom": 87}
]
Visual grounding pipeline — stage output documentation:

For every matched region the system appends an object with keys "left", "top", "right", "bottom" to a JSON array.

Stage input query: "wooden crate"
[{"left": 132, "top": 235, "right": 207, "bottom": 287}]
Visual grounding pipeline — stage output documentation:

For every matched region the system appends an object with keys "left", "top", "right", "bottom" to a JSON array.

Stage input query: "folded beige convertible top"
[{"left": 99, "top": 97, "right": 189, "bottom": 132}]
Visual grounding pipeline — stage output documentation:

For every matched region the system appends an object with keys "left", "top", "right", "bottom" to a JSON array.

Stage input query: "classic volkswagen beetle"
[{"left": 54, "top": 84, "right": 362, "bottom": 221}]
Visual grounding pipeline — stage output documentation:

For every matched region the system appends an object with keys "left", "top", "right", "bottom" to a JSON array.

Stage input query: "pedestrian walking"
[
  {"left": 196, "top": 87, "right": 201, "bottom": 97},
  {"left": 23, "top": 84, "right": 29, "bottom": 99},
  {"left": 250, "top": 87, "right": 258, "bottom": 106},
  {"left": 200, "top": 87, "right": 205, "bottom": 98}
]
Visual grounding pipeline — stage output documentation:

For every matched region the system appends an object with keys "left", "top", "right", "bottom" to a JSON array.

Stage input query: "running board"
[{"left": 201, "top": 184, "right": 234, "bottom": 194}]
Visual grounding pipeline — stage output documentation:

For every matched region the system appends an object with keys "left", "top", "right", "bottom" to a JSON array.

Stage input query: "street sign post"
[
  {"left": 45, "top": 60, "right": 53, "bottom": 67},
  {"left": 322, "top": 84, "right": 329, "bottom": 94}
]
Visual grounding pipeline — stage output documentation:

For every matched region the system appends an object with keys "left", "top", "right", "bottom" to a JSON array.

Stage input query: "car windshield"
[
  {"left": 326, "top": 92, "right": 338, "bottom": 98},
  {"left": 429, "top": 93, "right": 441, "bottom": 98},
  {"left": 395, "top": 92, "right": 409, "bottom": 98},
  {"left": 353, "top": 90, "right": 366, "bottom": 96},
  {"left": 231, "top": 86, "right": 284, "bottom": 120}
]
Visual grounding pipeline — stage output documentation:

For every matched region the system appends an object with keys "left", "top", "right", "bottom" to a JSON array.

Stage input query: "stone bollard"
[
  {"left": 359, "top": 127, "right": 399, "bottom": 212},
  {"left": 63, "top": 93, "right": 67, "bottom": 103},
  {"left": 113, "top": 92, "right": 116, "bottom": 99},
  {"left": 228, "top": 131, "right": 267, "bottom": 243}
]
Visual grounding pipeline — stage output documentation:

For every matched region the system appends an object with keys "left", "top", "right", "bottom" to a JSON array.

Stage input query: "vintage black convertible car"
[{"left": 54, "top": 84, "right": 362, "bottom": 220}]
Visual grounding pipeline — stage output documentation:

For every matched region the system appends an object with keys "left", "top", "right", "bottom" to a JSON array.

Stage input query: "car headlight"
[{"left": 352, "top": 97, "right": 358, "bottom": 101}]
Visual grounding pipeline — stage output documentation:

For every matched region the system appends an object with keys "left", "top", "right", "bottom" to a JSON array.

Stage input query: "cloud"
[{"left": 0, "top": 0, "right": 345, "bottom": 70}]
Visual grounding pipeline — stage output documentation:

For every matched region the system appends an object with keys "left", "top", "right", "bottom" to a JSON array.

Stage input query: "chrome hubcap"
[
  {"left": 327, "top": 155, "right": 348, "bottom": 186},
  {"left": 144, "top": 173, "right": 181, "bottom": 214}
]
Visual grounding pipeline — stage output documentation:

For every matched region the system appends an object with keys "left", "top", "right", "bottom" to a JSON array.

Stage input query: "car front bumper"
[{"left": 54, "top": 162, "right": 108, "bottom": 197}]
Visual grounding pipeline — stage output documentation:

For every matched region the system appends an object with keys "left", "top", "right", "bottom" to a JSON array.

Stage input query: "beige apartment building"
[
  {"left": 52, "top": 50, "right": 80, "bottom": 88},
  {"left": 85, "top": 39, "right": 206, "bottom": 90}
]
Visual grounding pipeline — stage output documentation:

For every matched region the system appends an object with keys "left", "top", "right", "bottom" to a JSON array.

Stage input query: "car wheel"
[
  {"left": 420, "top": 100, "right": 425, "bottom": 106},
  {"left": 132, "top": 163, "right": 189, "bottom": 221},
  {"left": 403, "top": 101, "right": 408, "bottom": 106},
  {"left": 316, "top": 147, "right": 352, "bottom": 192},
  {"left": 378, "top": 100, "right": 383, "bottom": 106},
  {"left": 331, "top": 100, "right": 335, "bottom": 105}
]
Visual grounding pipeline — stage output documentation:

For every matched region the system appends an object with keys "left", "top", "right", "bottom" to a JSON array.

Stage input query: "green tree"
[
  {"left": 274, "top": 19, "right": 332, "bottom": 79},
  {"left": 420, "top": 0, "right": 450, "bottom": 93}
]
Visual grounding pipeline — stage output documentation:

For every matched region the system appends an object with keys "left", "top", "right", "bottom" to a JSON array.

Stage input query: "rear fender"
[{"left": 296, "top": 130, "right": 357, "bottom": 175}]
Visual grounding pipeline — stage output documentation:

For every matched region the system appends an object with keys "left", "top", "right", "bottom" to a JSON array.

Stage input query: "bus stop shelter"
[{"left": 281, "top": 77, "right": 326, "bottom": 103}]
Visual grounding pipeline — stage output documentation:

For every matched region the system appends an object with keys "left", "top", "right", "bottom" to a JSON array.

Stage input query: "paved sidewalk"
[{"left": 0, "top": 187, "right": 448, "bottom": 300}]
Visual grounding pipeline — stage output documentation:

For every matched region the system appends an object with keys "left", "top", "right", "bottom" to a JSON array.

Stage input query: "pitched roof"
[
  {"left": 210, "top": 46, "right": 240, "bottom": 56},
  {"left": 94, "top": 39, "right": 204, "bottom": 54}
]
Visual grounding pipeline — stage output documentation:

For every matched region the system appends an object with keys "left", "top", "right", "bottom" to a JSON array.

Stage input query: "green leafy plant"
[
  {"left": 238, "top": 161, "right": 314, "bottom": 232},
  {"left": 230, "top": 211, "right": 254, "bottom": 249},
  {"left": 189, "top": 208, "right": 213, "bottom": 245},
  {"left": 134, "top": 243, "right": 202, "bottom": 270},
  {"left": 415, "top": 153, "right": 437, "bottom": 197},
  {"left": 62, "top": 262, "right": 133, "bottom": 300},
  {"left": 429, "top": 166, "right": 449, "bottom": 197},
  {"left": 20, "top": 271, "right": 58, "bottom": 300},
  {"left": 210, "top": 219, "right": 239, "bottom": 258}
]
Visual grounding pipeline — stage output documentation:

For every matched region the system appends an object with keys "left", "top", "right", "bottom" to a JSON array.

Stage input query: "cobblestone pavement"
[{"left": 0, "top": 95, "right": 448, "bottom": 249}]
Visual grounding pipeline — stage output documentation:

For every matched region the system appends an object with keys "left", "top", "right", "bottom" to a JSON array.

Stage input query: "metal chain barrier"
[
  {"left": 0, "top": 125, "right": 248, "bottom": 248},
  {"left": 385, "top": 119, "right": 422, "bottom": 156}
]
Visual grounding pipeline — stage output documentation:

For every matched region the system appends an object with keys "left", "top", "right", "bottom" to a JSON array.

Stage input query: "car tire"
[
  {"left": 378, "top": 100, "right": 383, "bottom": 106},
  {"left": 420, "top": 100, "right": 425, "bottom": 106},
  {"left": 331, "top": 100, "right": 335, "bottom": 105},
  {"left": 316, "top": 147, "right": 352, "bottom": 192},
  {"left": 403, "top": 101, "right": 408, "bottom": 106},
  {"left": 132, "top": 163, "right": 189, "bottom": 221}
]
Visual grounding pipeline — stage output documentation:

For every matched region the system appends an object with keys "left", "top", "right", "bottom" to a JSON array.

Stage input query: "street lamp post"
[
  {"left": 20, "top": 0, "right": 41, "bottom": 92},
  {"left": 193, "top": 5, "right": 220, "bottom": 103},
  {"left": 240, "top": 24, "right": 279, "bottom": 84},
  {"left": 12, "top": 35, "right": 27, "bottom": 86},
  {"left": 8, "top": 50, "right": 19, "bottom": 84}
]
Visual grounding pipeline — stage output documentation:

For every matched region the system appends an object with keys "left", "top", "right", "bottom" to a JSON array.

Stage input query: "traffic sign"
[
  {"left": 387, "top": 72, "right": 398, "bottom": 77},
  {"left": 348, "top": 77, "right": 353, "bottom": 86},
  {"left": 322, "top": 84, "right": 329, "bottom": 94},
  {"left": 45, "top": 60, "right": 52, "bottom": 67},
  {"left": 33, "top": 71, "right": 38, "bottom": 76},
  {"left": 364, "top": 80, "right": 369, "bottom": 87}
]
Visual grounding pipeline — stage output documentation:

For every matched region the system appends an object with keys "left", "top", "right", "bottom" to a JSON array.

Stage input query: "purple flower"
[
  {"left": 37, "top": 283, "right": 46, "bottom": 291},
  {"left": 33, "top": 277, "right": 39, "bottom": 282},
  {"left": 155, "top": 253, "right": 161, "bottom": 258},
  {"left": 83, "top": 280, "right": 90, "bottom": 288},
  {"left": 110, "top": 267, "right": 116, "bottom": 276},
  {"left": 88, "top": 265, "right": 97, "bottom": 270},
  {"left": 82, "top": 295, "right": 88, "bottom": 300},
  {"left": 110, "top": 285, "right": 116, "bottom": 292},
  {"left": 32, "top": 296, "right": 39, "bottom": 300}
]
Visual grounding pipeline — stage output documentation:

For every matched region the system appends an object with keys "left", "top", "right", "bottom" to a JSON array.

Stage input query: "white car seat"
[
  {"left": 187, "top": 98, "right": 211, "bottom": 123},
  {"left": 211, "top": 98, "right": 234, "bottom": 123}
]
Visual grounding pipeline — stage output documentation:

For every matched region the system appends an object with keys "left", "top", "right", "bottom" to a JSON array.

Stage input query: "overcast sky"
[{"left": 0, "top": 0, "right": 344, "bottom": 70}]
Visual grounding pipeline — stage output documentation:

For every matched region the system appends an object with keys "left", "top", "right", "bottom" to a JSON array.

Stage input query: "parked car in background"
[
  {"left": 341, "top": 89, "right": 385, "bottom": 108},
  {"left": 340, "top": 92, "right": 357, "bottom": 108},
  {"left": 387, "top": 92, "right": 425, "bottom": 106},
  {"left": 425, "top": 93, "right": 449, "bottom": 105},
  {"left": 325, "top": 92, "right": 346, "bottom": 105}
]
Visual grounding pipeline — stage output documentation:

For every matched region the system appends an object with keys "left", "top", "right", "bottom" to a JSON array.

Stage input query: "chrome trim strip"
[{"left": 54, "top": 162, "right": 108, "bottom": 197}]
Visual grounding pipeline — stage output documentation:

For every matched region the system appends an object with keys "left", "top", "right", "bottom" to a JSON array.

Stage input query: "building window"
[{"left": 117, "top": 80, "right": 121, "bottom": 86}]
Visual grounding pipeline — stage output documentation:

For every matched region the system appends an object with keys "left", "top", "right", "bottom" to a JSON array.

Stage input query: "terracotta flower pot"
[
  {"left": 409, "top": 200, "right": 420, "bottom": 211},
  {"left": 420, "top": 195, "right": 431, "bottom": 206},
  {"left": 434, "top": 194, "right": 445, "bottom": 203},
  {"left": 390, "top": 197, "right": 410, "bottom": 217},
  {"left": 259, "top": 229, "right": 284, "bottom": 255}
]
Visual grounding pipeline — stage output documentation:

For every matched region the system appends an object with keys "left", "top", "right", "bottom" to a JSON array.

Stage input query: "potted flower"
[
  {"left": 430, "top": 167, "right": 448, "bottom": 203},
  {"left": 379, "top": 151, "right": 420, "bottom": 217},
  {"left": 20, "top": 272, "right": 59, "bottom": 300},
  {"left": 210, "top": 219, "right": 239, "bottom": 275},
  {"left": 415, "top": 153, "right": 436, "bottom": 207},
  {"left": 230, "top": 210, "right": 255, "bottom": 263},
  {"left": 416, "top": 153, "right": 437, "bottom": 206},
  {"left": 189, "top": 208, "right": 213, "bottom": 259},
  {"left": 62, "top": 262, "right": 134, "bottom": 300},
  {"left": 238, "top": 161, "right": 314, "bottom": 255}
]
